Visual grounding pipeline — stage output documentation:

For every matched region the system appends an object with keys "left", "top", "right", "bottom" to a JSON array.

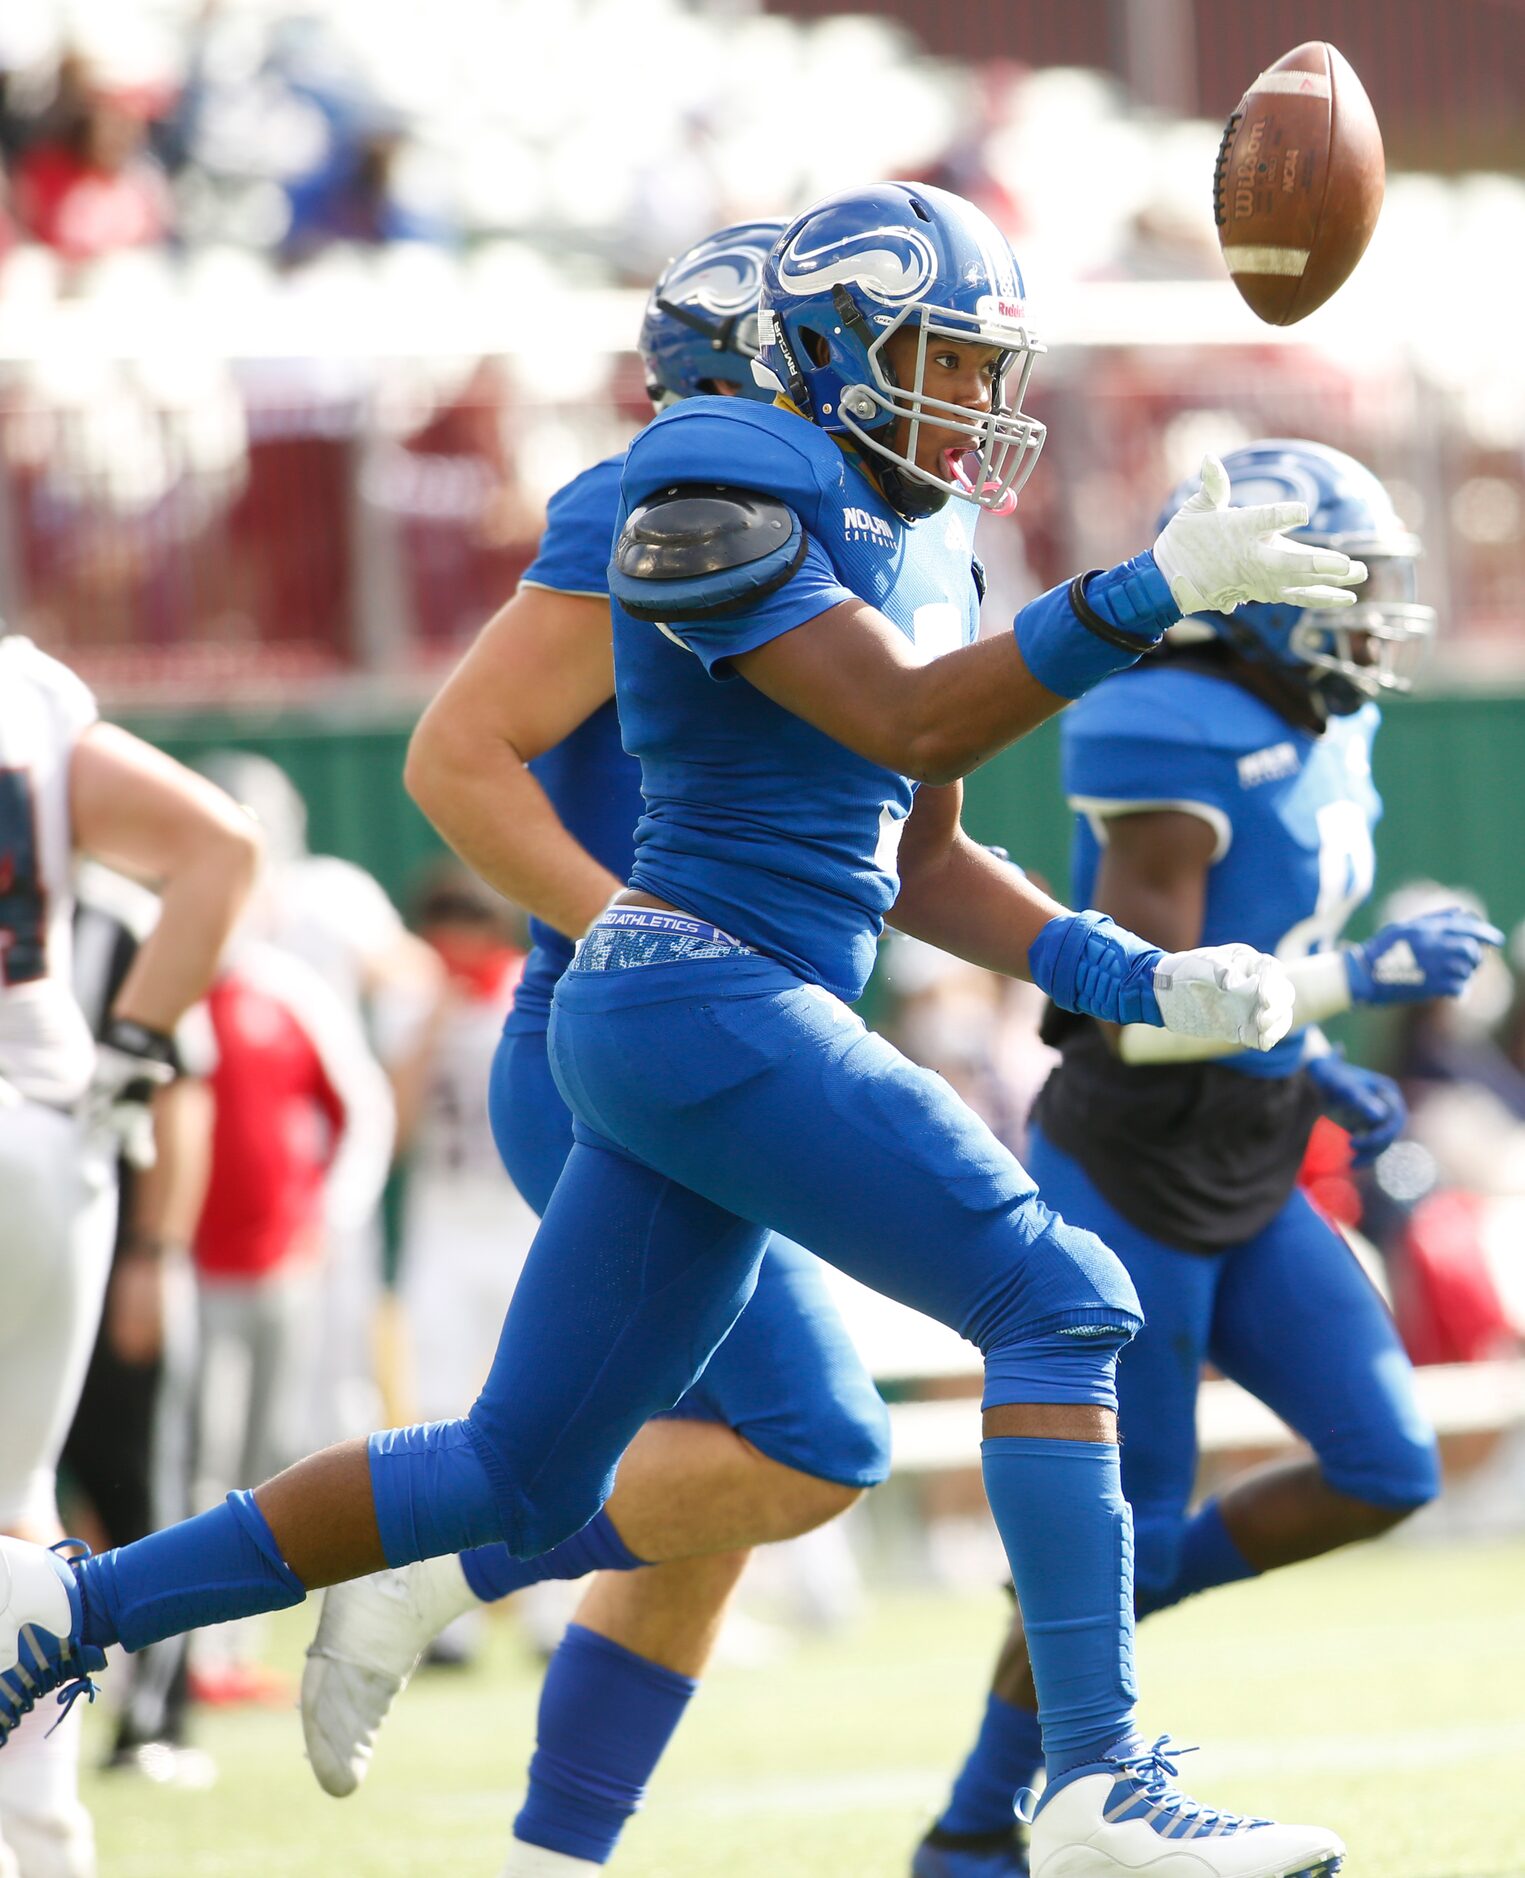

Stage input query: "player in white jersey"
[
  {"left": 385, "top": 864, "right": 538, "bottom": 1431},
  {"left": 0, "top": 636, "right": 259, "bottom": 1878},
  {"left": 194, "top": 752, "right": 435, "bottom": 1447}
]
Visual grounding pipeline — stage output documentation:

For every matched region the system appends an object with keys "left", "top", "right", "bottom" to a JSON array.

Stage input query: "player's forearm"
[
  {"left": 896, "top": 563, "right": 1180, "bottom": 784},
  {"left": 889, "top": 835, "right": 1067, "bottom": 978},
  {"left": 406, "top": 741, "right": 621, "bottom": 941},
  {"left": 894, "top": 634, "right": 1069, "bottom": 785},
  {"left": 110, "top": 829, "right": 259, "bottom": 1034},
  {"left": 1117, "top": 951, "right": 1350, "bottom": 1063}
]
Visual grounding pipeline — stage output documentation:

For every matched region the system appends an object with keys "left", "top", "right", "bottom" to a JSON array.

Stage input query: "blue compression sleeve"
[
  {"left": 458, "top": 1511, "right": 645, "bottom": 1604},
  {"left": 983, "top": 1437, "right": 1136, "bottom": 1777},
  {"left": 367, "top": 1421, "right": 505, "bottom": 1566},
  {"left": 1027, "top": 911, "right": 1163, "bottom": 1025},
  {"left": 514, "top": 1623, "right": 698, "bottom": 1863},
  {"left": 77, "top": 1492, "right": 305, "bottom": 1652},
  {"left": 1013, "top": 556, "right": 1176, "bottom": 699}
]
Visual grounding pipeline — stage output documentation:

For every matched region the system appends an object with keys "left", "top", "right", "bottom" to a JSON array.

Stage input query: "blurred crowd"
[{"left": 1, "top": 3, "right": 1524, "bottom": 696}]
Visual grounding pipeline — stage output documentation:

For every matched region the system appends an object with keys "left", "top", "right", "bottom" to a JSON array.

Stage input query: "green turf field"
[{"left": 81, "top": 1534, "right": 1525, "bottom": 1876}]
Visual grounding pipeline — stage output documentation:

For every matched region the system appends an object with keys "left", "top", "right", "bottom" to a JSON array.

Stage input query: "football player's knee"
[
  {"left": 1132, "top": 1509, "right": 1185, "bottom": 1609},
  {"left": 1323, "top": 1419, "right": 1442, "bottom": 1516},
  {"left": 810, "top": 1388, "right": 893, "bottom": 1491},
  {"left": 978, "top": 1213, "right": 1141, "bottom": 1407},
  {"left": 771, "top": 1470, "right": 864, "bottom": 1540}
]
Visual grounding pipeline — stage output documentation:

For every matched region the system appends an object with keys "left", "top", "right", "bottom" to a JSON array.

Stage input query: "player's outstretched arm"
[
  {"left": 889, "top": 787, "right": 1292, "bottom": 1052},
  {"left": 728, "top": 454, "right": 1363, "bottom": 786},
  {"left": 405, "top": 586, "right": 625, "bottom": 941}
]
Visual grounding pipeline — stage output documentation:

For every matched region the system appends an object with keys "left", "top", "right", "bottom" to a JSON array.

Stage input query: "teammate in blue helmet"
[
  {"left": 4, "top": 189, "right": 1369, "bottom": 1878},
  {"left": 914, "top": 440, "right": 1500, "bottom": 1878},
  {"left": 637, "top": 219, "right": 782, "bottom": 405},
  {"left": 296, "top": 219, "right": 893, "bottom": 1873},
  {"left": 1161, "top": 438, "right": 1437, "bottom": 721}
]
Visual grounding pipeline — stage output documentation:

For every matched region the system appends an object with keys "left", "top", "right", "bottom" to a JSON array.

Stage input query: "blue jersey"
[
  {"left": 507, "top": 454, "right": 641, "bottom": 1034},
  {"left": 612, "top": 398, "right": 982, "bottom": 1002},
  {"left": 1063, "top": 661, "right": 1381, "bottom": 1076}
]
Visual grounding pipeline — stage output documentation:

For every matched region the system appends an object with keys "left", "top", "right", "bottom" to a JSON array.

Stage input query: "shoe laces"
[
  {"left": 1112, "top": 1735, "right": 1268, "bottom": 1833},
  {"left": 0, "top": 1539, "right": 102, "bottom": 1744}
]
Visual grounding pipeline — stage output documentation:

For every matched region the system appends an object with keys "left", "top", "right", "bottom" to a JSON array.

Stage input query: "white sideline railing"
[
  {"left": 881, "top": 1361, "right": 1525, "bottom": 1475},
  {"left": 822, "top": 1243, "right": 1525, "bottom": 1474}
]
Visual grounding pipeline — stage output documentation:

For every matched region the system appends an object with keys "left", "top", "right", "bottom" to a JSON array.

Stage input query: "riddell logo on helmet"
[{"left": 975, "top": 293, "right": 1025, "bottom": 323}]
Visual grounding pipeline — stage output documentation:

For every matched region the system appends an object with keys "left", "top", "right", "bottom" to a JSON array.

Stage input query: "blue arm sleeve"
[
  {"left": 655, "top": 532, "right": 856, "bottom": 677},
  {"left": 1013, "top": 555, "right": 1176, "bottom": 701}
]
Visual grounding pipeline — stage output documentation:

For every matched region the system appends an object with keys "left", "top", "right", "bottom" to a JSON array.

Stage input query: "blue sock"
[
  {"left": 1137, "top": 1499, "right": 1256, "bottom": 1618},
  {"left": 77, "top": 1492, "right": 305, "bottom": 1653},
  {"left": 367, "top": 1421, "right": 506, "bottom": 1566},
  {"left": 458, "top": 1511, "right": 646, "bottom": 1604},
  {"left": 513, "top": 1622, "right": 697, "bottom": 1863},
  {"left": 937, "top": 1691, "right": 1045, "bottom": 1837},
  {"left": 982, "top": 1437, "right": 1136, "bottom": 1778}
]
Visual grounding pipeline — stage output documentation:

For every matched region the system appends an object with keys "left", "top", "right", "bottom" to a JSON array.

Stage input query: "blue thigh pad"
[
  {"left": 489, "top": 1026, "right": 575, "bottom": 1215},
  {"left": 491, "top": 1025, "right": 890, "bottom": 1488},
  {"left": 550, "top": 954, "right": 1141, "bottom": 1401},
  {"left": 674, "top": 1236, "right": 891, "bottom": 1488}
]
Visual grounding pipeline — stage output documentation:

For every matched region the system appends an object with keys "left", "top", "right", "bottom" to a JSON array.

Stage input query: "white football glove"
[
  {"left": 1152, "top": 454, "right": 1366, "bottom": 618},
  {"left": 80, "top": 1021, "right": 177, "bottom": 1169},
  {"left": 1153, "top": 943, "right": 1294, "bottom": 1053}
]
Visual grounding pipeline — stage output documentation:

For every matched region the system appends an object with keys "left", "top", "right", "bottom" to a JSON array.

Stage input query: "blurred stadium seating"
[{"left": 2, "top": 0, "right": 1524, "bottom": 704}]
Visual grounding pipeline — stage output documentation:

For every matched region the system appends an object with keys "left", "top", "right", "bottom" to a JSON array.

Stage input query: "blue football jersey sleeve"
[
  {"left": 520, "top": 454, "right": 625, "bottom": 598},
  {"left": 652, "top": 532, "right": 855, "bottom": 676}
]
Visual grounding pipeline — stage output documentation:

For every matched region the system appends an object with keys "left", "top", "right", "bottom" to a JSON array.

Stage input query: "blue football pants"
[
  {"left": 456, "top": 949, "right": 1140, "bottom": 1558},
  {"left": 488, "top": 1023, "right": 891, "bottom": 1490},
  {"left": 1026, "top": 1124, "right": 1442, "bottom": 1602}
]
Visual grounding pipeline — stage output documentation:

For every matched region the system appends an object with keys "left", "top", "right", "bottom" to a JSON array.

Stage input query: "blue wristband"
[
  {"left": 1013, "top": 553, "right": 1178, "bottom": 700},
  {"left": 1028, "top": 911, "right": 1164, "bottom": 1025}
]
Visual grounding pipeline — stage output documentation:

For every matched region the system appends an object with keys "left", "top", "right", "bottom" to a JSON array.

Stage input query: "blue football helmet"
[
  {"left": 1161, "top": 439, "right": 1436, "bottom": 715},
  {"left": 755, "top": 181, "right": 1045, "bottom": 518},
  {"left": 639, "top": 220, "right": 786, "bottom": 409}
]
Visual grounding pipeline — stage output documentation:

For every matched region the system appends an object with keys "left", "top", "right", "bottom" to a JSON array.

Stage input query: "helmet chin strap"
[
  {"left": 1218, "top": 617, "right": 1335, "bottom": 733},
  {"left": 825, "top": 290, "right": 951, "bottom": 519}
]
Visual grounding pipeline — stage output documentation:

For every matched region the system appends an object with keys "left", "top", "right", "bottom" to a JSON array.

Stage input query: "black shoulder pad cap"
[{"left": 610, "top": 485, "right": 807, "bottom": 623}]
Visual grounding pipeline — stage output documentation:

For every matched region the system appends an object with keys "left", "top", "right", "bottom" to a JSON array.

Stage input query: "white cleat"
[
  {"left": 1028, "top": 1737, "right": 1344, "bottom": 1878},
  {"left": 301, "top": 1556, "right": 477, "bottom": 1797},
  {"left": 0, "top": 1539, "right": 106, "bottom": 1749}
]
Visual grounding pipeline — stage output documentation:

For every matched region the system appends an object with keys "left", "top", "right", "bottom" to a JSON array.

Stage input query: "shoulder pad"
[
  {"left": 1067, "top": 664, "right": 1283, "bottom": 755},
  {"left": 610, "top": 486, "right": 806, "bottom": 623},
  {"left": 971, "top": 555, "right": 988, "bottom": 604}
]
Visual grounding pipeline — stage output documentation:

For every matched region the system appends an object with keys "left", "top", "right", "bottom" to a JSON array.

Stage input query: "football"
[{"left": 1213, "top": 40, "right": 1385, "bottom": 325}]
